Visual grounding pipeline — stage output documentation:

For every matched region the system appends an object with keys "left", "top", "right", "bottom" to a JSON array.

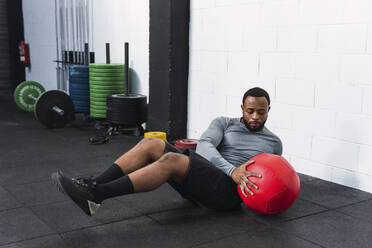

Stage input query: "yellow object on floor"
[{"left": 144, "top": 131, "right": 167, "bottom": 141}]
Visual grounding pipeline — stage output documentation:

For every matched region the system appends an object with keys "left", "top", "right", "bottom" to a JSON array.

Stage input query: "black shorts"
[{"left": 165, "top": 142, "right": 242, "bottom": 211}]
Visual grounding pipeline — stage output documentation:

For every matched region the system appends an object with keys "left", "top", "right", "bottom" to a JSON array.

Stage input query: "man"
[{"left": 51, "top": 87, "right": 282, "bottom": 216}]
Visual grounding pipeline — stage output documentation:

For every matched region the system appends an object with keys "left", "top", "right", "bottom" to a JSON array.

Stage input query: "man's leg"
[
  {"left": 93, "top": 137, "right": 166, "bottom": 184},
  {"left": 52, "top": 152, "right": 190, "bottom": 216},
  {"left": 95, "top": 152, "right": 189, "bottom": 201},
  {"left": 114, "top": 137, "right": 166, "bottom": 174}
]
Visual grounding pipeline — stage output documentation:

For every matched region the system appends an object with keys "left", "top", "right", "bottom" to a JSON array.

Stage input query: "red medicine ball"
[{"left": 237, "top": 153, "right": 300, "bottom": 215}]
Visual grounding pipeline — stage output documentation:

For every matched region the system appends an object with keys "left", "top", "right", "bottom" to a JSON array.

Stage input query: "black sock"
[
  {"left": 94, "top": 175, "right": 134, "bottom": 202},
  {"left": 93, "top": 164, "right": 125, "bottom": 184}
]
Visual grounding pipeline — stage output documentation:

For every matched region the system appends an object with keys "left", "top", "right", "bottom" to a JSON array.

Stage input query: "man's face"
[{"left": 241, "top": 96, "right": 270, "bottom": 132}]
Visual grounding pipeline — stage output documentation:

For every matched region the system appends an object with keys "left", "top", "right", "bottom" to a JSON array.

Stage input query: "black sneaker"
[{"left": 51, "top": 171, "right": 101, "bottom": 216}]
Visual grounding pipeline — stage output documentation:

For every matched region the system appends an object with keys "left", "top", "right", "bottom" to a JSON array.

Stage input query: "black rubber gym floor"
[{"left": 1, "top": 91, "right": 372, "bottom": 248}]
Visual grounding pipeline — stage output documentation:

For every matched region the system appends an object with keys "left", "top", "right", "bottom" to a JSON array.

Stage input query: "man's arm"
[{"left": 196, "top": 117, "right": 237, "bottom": 176}]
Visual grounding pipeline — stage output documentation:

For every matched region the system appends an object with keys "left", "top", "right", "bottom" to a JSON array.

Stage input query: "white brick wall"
[
  {"left": 189, "top": 0, "right": 372, "bottom": 193},
  {"left": 23, "top": 0, "right": 149, "bottom": 95}
]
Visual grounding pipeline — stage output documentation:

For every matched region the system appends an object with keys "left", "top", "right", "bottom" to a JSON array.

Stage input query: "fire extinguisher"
[{"left": 19, "top": 40, "right": 30, "bottom": 66}]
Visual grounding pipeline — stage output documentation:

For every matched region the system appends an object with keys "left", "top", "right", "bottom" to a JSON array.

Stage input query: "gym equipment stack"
[
  {"left": 69, "top": 65, "right": 90, "bottom": 113},
  {"left": 89, "top": 63, "right": 125, "bottom": 119}
]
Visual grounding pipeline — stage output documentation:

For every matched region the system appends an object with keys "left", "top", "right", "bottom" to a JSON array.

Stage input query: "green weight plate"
[
  {"left": 89, "top": 84, "right": 125, "bottom": 90},
  {"left": 90, "top": 76, "right": 124, "bottom": 82},
  {"left": 90, "top": 109, "right": 107, "bottom": 116},
  {"left": 90, "top": 112, "right": 106, "bottom": 119},
  {"left": 89, "top": 68, "right": 125, "bottom": 74},
  {"left": 90, "top": 104, "right": 107, "bottom": 111},
  {"left": 90, "top": 96, "right": 107, "bottom": 102},
  {"left": 89, "top": 72, "right": 124, "bottom": 77},
  {"left": 90, "top": 88, "right": 125, "bottom": 94},
  {"left": 14, "top": 81, "right": 46, "bottom": 112},
  {"left": 90, "top": 92, "right": 114, "bottom": 98},
  {"left": 89, "top": 63, "right": 124, "bottom": 69},
  {"left": 90, "top": 101, "right": 107, "bottom": 107},
  {"left": 89, "top": 80, "right": 125, "bottom": 86}
]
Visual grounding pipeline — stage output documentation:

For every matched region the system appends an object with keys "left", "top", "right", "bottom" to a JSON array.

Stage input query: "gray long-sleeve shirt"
[{"left": 196, "top": 117, "right": 283, "bottom": 176}]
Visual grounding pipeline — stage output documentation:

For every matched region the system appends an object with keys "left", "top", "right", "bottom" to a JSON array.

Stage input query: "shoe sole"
[{"left": 51, "top": 171, "right": 100, "bottom": 217}]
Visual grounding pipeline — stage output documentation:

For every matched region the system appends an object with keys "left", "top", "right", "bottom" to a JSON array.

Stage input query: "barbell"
[{"left": 13, "top": 81, "right": 75, "bottom": 128}]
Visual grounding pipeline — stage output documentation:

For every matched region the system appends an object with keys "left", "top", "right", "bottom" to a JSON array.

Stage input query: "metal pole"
[
  {"left": 90, "top": 0, "right": 94, "bottom": 51},
  {"left": 71, "top": 0, "right": 76, "bottom": 64},
  {"left": 106, "top": 43, "right": 110, "bottom": 64},
  {"left": 64, "top": 0, "right": 70, "bottom": 91},
  {"left": 55, "top": 0, "right": 61, "bottom": 90},
  {"left": 84, "top": 43, "right": 89, "bottom": 65},
  {"left": 60, "top": 0, "right": 66, "bottom": 91},
  {"left": 125, "top": 42, "right": 129, "bottom": 95},
  {"left": 79, "top": 0, "right": 84, "bottom": 64}
]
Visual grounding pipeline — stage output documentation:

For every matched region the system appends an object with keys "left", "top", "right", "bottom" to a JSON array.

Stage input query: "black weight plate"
[{"left": 34, "top": 90, "right": 75, "bottom": 128}]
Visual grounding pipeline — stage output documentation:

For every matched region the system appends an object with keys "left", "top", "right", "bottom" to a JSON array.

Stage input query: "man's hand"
[{"left": 231, "top": 160, "right": 262, "bottom": 198}]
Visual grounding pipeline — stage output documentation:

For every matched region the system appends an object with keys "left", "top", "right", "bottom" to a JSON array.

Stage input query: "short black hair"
[{"left": 242, "top": 87, "right": 270, "bottom": 105}]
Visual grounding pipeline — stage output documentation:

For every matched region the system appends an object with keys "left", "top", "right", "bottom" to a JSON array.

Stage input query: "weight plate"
[
  {"left": 89, "top": 63, "right": 124, "bottom": 69},
  {"left": 34, "top": 90, "right": 75, "bottom": 128},
  {"left": 89, "top": 72, "right": 124, "bottom": 77},
  {"left": 90, "top": 107, "right": 107, "bottom": 113},
  {"left": 70, "top": 96, "right": 89, "bottom": 102},
  {"left": 90, "top": 100, "right": 107, "bottom": 106},
  {"left": 69, "top": 74, "right": 89, "bottom": 79},
  {"left": 70, "top": 90, "right": 90, "bottom": 96},
  {"left": 90, "top": 96, "right": 107, "bottom": 102},
  {"left": 90, "top": 92, "right": 114, "bottom": 98},
  {"left": 90, "top": 88, "right": 125, "bottom": 94},
  {"left": 89, "top": 84, "right": 125, "bottom": 90},
  {"left": 69, "top": 89, "right": 89, "bottom": 96},
  {"left": 69, "top": 83, "right": 89, "bottom": 89},
  {"left": 70, "top": 65, "right": 89, "bottom": 71},
  {"left": 89, "top": 97, "right": 106, "bottom": 103},
  {"left": 72, "top": 99, "right": 90, "bottom": 105},
  {"left": 69, "top": 78, "right": 89, "bottom": 83},
  {"left": 90, "top": 105, "right": 107, "bottom": 111},
  {"left": 90, "top": 112, "right": 107, "bottom": 118},
  {"left": 90, "top": 114, "right": 106, "bottom": 119},
  {"left": 89, "top": 76, "right": 124, "bottom": 82},
  {"left": 14, "top": 81, "right": 46, "bottom": 112},
  {"left": 74, "top": 104, "right": 90, "bottom": 109},
  {"left": 89, "top": 80, "right": 125, "bottom": 87}
]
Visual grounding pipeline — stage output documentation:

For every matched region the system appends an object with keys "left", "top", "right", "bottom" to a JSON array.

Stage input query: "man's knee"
[
  {"left": 158, "top": 152, "right": 183, "bottom": 163},
  {"left": 139, "top": 137, "right": 164, "bottom": 146},
  {"left": 158, "top": 152, "right": 189, "bottom": 175}
]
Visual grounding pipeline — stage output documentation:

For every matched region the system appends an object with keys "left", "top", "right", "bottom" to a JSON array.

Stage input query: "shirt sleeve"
[
  {"left": 196, "top": 117, "right": 237, "bottom": 176},
  {"left": 274, "top": 138, "right": 283, "bottom": 156}
]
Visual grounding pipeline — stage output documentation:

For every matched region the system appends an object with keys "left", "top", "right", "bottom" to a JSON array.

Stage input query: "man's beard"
[{"left": 242, "top": 117, "right": 266, "bottom": 132}]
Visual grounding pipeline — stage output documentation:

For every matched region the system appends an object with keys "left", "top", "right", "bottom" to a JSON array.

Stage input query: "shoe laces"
[{"left": 72, "top": 176, "right": 97, "bottom": 193}]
